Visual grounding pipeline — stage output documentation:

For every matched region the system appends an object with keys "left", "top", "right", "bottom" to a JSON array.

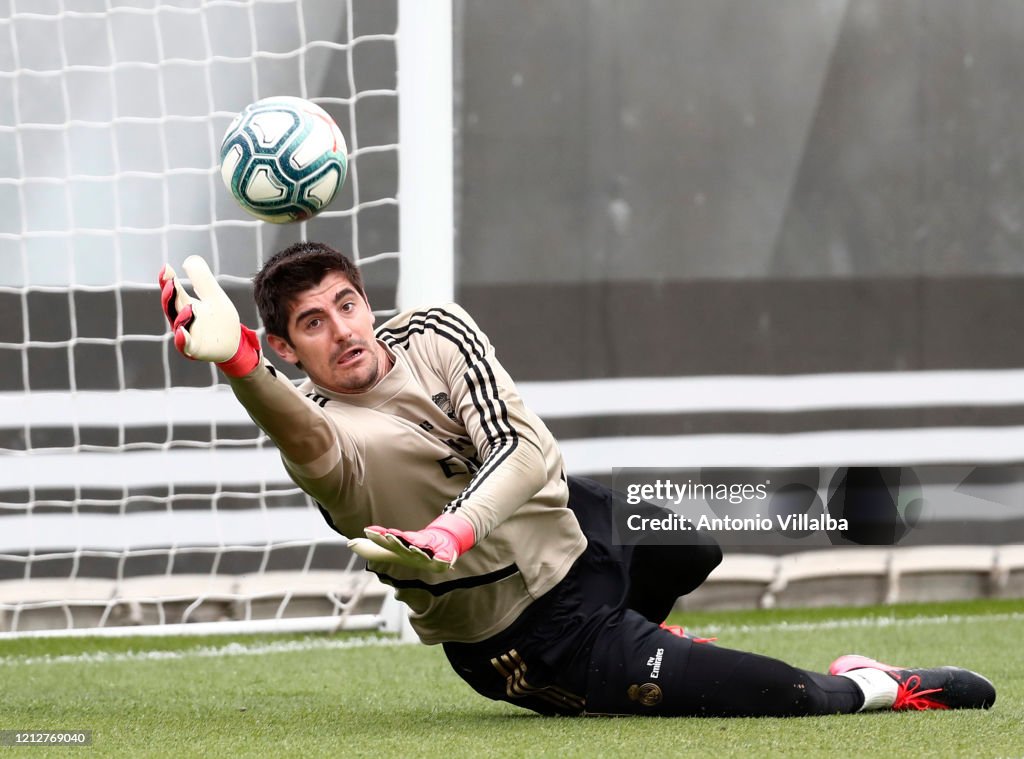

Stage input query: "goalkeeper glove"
[
  {"left": 348, "top": 513, "right": 476, "bottom": 572},
  {"left": 159, "top": 255, "right": 260, "bottom": 378}
]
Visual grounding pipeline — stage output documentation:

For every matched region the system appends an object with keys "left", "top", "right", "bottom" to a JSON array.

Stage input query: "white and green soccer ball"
[{"left": 220, "top": 96, "right": 348, "bottom": 223}]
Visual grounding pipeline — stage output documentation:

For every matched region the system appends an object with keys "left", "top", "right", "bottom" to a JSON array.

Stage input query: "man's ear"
[
  {"left": 365, "top": 294, "right": 375, "bottom": 326},
  {"left": 267, "top": 333, "right": 298, "bottom": 364}
]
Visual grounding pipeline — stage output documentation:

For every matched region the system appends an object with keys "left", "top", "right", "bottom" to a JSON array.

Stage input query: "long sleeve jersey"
[{"left": 227, "top": 304, "right": 587, "bottom": 644}]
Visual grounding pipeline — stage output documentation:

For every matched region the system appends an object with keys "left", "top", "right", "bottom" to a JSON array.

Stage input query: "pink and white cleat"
[{"left": 829, "top": 654, "right": 996, "bottom": 711}]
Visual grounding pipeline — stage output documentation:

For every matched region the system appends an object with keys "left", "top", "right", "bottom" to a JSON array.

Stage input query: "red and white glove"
[
  {"left": 348, "top": 513, "right": 476, "bottom": 572},
  {"left": 159, "top": 255, "right": 260, "bottom": 378}
]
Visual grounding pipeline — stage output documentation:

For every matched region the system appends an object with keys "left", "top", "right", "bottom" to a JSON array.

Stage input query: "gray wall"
[{"left": 456, "top": 0, "right": 1024, "bottom": 379}]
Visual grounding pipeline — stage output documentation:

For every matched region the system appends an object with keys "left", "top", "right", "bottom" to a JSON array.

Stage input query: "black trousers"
[{"left": 443, "top": 477, "right": 862, "bottom": 717}]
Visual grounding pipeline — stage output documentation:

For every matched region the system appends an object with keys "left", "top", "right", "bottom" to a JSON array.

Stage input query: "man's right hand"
[{"left": 159, "top": 255, "right": 261, "bottom": 377}]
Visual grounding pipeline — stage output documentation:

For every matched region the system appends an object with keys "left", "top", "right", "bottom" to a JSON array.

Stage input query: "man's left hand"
[{"left": 348, "top": 513, "right": 476, "bottom": 572}]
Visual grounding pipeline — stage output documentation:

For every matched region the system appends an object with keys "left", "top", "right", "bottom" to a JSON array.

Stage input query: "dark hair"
[{"left": 253, "top": 241, "right": 366, "bottom": 341}]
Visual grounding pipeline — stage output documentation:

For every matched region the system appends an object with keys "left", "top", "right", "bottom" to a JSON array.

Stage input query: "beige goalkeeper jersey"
[{"left": 227, "top": 304, "right": 587, "bottom": 644}]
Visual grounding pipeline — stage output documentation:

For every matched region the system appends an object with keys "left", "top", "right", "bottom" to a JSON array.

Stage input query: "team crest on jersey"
[
  {"left": 627, "top": 683, "right": 663, "bottom": 707},
  {"left": 432, "top": 392, "right": 457, "bottom": 420}
]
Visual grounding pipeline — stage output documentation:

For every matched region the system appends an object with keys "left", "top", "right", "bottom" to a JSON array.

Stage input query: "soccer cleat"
[
  {"left": 659, "top": 623, "right": 717, "bottom": 644},
  {"left": 829, "top": 654, "right": 996, "bottom": 711}
]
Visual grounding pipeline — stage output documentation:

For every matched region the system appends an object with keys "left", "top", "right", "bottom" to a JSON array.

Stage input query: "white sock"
[{"left": 838, "top": 668, "right": 899, "bottom": 711}]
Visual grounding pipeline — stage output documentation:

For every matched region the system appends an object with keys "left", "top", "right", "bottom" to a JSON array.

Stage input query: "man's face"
[{"left": 266, "top": 271, "right": 388, "bottom": 394}]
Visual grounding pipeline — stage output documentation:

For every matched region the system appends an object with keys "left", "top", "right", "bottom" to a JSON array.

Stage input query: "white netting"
[{"left": 0, "top": 0, "right": 404, "bottom": 634}]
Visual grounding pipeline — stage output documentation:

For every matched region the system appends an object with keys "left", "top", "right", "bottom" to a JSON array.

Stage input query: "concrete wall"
[{"left": 456, "top": 0, "right": 1024, "bottom": 379}]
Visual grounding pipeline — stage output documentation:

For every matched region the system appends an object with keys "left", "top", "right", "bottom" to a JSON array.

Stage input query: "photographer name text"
[{"left": 626, "top": 512, "right": 850, "bottom": 532}]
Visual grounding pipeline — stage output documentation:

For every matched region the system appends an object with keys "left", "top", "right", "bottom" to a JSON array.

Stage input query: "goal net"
[{"left": 0, "top": 0, "right": 449, "bottom": 638}]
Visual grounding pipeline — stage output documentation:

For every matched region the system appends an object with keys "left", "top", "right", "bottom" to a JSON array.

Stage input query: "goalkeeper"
[{"left": 158, "top": 243, "right": 996, "bottom": 717}]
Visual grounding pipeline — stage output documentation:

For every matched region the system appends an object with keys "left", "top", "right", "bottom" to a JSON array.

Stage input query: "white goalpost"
[{"left": 0, "top": 0, "right": 452, "bottom": 639}]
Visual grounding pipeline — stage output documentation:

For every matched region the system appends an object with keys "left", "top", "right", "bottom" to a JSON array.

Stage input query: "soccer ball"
[{"left": 220, "top": 96, "right": 348, "bottom": 223}]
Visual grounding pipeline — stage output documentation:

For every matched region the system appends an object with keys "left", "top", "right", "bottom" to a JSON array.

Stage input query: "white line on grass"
[
  {"left": 0, "top": 634, "right": 407, "bottom": 667},
  {"left": 4, "top": 611, "right": 1022, "bottom": 667},
  {"left": 699, "top": 611, "right": 1024, "bottom": 635}
]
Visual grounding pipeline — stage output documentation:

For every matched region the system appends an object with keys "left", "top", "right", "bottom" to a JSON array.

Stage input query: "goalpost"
[{"left": 0, "top": 0, "right": 452, "bottom": 639}]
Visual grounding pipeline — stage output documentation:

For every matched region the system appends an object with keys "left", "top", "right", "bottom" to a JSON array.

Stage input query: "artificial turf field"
[{"left": 2, "top": 598, "right": 1021, "bottom": 758}]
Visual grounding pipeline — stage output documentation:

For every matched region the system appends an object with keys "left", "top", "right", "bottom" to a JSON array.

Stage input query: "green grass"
[{"left": 1, "top": 599, "right": 1021, "bottom": 758}]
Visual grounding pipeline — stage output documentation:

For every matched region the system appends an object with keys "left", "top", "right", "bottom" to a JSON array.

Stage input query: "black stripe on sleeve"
[
  {"left": 383, "top": 314, "right": 503, "bottom": 446},
  {"left": 378, "top": 308, "right": 520, "bottom": 515},
  {"left": 379, "top": 308, "right": 486, "bottom": 360},
  {"left": 446, "top": 367, "right": 517, "bottom": 512},
  {"left": 379, "top": 309, "right": 517, "bottom": 448}
]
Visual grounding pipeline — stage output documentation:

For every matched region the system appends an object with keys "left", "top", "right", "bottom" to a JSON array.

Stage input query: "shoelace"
[
  {"left": 659, "top": 623, "right": 717, "bottom": 644},
  {"left": 891, "top": 673, "right": 948, "bottom": 711}
]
